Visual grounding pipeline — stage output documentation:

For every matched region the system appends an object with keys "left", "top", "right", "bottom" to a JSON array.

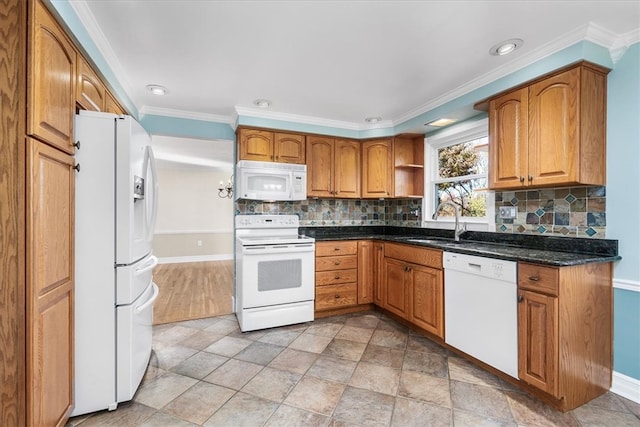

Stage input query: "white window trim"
[{"left": 422, "top": 117, "right": 495, "bottom": 232}]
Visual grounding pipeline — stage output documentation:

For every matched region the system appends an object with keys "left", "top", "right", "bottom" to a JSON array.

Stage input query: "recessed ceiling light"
[
  {"left": 365, "top": 117, "right": 382, "bottom": 124},
  {"left": 425, "top": 118, "right": 456, "bottom": 127},
  {"left": 489, "top": 38, "right": 523, "bottom": 56},
  {"left": 254, "top": 99, "right": 272, "bottom": 108},
  {"left": 146, "top": 84, "right": 169, "bottom": 95}
]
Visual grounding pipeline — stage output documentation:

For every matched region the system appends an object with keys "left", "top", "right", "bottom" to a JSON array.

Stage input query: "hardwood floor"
[{"left": 152, "top": 260, "right": 233, "bottom": 325}]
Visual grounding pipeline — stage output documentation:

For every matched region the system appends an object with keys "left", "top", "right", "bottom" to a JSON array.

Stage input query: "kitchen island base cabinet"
[{"left": 517, "top": 262, "right": 612, "bottom": 411}]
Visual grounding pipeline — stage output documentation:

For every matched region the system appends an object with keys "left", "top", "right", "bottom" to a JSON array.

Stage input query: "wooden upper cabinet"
[
  {"left": 76, "top": 56, "right": 106, "bottom": 112},
  {"left": 105, "top": 92, "right": 126, "bottom": 115},
  {"left": 238, "top": 128, "right": 274, "bottom": 162},
  {"left": 307, "top": 136, "right": 360, "bottom": 198},
  {"left": 362, "top": 139, "right": 393, "bottom": 198},
  {"left": 488, "top": 62, "right": 609, "bottom": 190},
  {"left": 274, "top": 132, "right": 305, "bottom": 164},
  {"left": 26, "top": 138, "right": 75, "bottom": 427},
  {"left": 489, "top": 88, "right": 529, "bottom": 189},
  {"left": 393, "top": 135, "right": 424, "bottom": 198},
  {"left": 28, "top": 0, "right": 77, "bottom": 154}
]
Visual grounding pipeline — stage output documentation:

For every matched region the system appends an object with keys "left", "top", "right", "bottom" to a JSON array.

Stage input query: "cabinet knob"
[
  {"left": 334, "top": 275, "right": 340, "bottom": 279},
  {"left": 519, "top": 176, "right": 525, "bottom": 183},
  {"left": 73, "top": 163, "right": 81, "bottom": 172},
  {"left": 334, "top": 247, "right": 341, "bottom": 251},
  {"left": 528, "top": 175, "right": 533, "bottom": 181},
  {"left": 335, "top": 294, "right": 340, "bottom": 299},
  {"left": 334, "top": 261, "right": 341, "bottom": 265},
  {"left": 518, "top": 295, "right": 524, "bottom": 303},
  {"left": 73, "top": 140, "right": 81, "bottom": 150}
]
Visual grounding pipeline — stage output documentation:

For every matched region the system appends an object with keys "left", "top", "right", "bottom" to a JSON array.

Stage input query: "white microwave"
[{"left": 235, "top": 160, "right": 307, "bottom": 201}]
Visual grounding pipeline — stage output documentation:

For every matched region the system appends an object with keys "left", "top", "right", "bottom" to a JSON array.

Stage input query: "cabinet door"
[
  {"left": 373, "top": 243, "right": 385, "bottom": 306},
  {"left": 105, "top": 92, "right": 125, "bottom": 115},
  {"left": 307, "top": 136, "right": 334, "bottom": 197},
  {"left": 238, "top": 129, "right": 274, "bottom": 162},
  {"left": 409, "top": 264, "right": 443, "bottom": 338},
  {"left": 362, "top": 139, "right": 392, "bottom": 198},
  {"left": 488, "top": 88, "right": 528, "bottom": 189},
  {"left": 357, "top": 241, "right": 374, "bottom": 304},
  {"left": 335, "top": 139, "right": 361, "bottom": 198},
  {"left": 518, "top": 290, "right": 559, "bottom": 397},
  {"left": 28, "top": 0, "right": 77, "bottom": 154},
  {"left": 528, "top": 68, "right": 579, "bottom": 187},
  {"left": 274, "top": 133, "right": 305, "bottom": 164},
  {"left": 76, "top": 56, "right": 105, "bottom": 111},
  {"left": 383, "top": 258, "right": 409, "bottom": 319},
  {"left": 26, "top": 138, "right": 74, "bottom": 427}
]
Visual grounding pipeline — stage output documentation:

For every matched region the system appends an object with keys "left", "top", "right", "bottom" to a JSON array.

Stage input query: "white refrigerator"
[{"left": 72, "top": 110, "right": 159, "bottom": 416}]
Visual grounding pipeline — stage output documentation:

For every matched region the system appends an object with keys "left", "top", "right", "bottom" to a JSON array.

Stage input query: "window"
[{"left": 424, "top": 118, "right": 494, "bottom": 229}]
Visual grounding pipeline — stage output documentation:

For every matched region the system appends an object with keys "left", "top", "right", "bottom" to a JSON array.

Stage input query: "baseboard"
[
  {"left": 157, "top": 254, "right": 233, "bottom": 264},
  {"left": 611, "top": 371, "right": 640, "bottom": 403},
  {"left": 613, "top": 278, "right": 640, "bottom": 293}
]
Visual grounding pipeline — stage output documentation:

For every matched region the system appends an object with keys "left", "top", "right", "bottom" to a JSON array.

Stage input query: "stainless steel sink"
[{"left": 405, "top": 237, "right": 463, "bottom": 245}]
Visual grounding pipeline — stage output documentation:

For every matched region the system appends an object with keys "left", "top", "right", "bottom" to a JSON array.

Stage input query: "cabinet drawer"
[
  {"left": 316, "top": 269, "right": 357, "bottom": 286},
  {"left": 384, "top": 243, "right": 442, "bottom": 269},
  {"left": 518, "top": 263, "right": 559, "bottom": 296},
  {"left": 315, "top": 241, "right": 358, "bottom": 257},
  {"left": 315, "top": 283, "right": 357, "bottom": 311},
  {"left": 316, "top": 255, "right": 358, "bottom": 271}
]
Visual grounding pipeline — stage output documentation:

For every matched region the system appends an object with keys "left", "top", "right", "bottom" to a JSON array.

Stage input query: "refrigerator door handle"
[
  {"left": 135, "top": 283, "right": 159, "bottom": 315},
  {"left": 144, "top": 145, "right": 159, "bottom": 242},
  {"left": 134, "top": 255, "right": 158, "bottom": 276}
]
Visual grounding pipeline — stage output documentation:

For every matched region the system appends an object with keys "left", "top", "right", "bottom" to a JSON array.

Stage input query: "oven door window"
[{"left": 258, "top": 259, "right": 302, "bottom": 291}]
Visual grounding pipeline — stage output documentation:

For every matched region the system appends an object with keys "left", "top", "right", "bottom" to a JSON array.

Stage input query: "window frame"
[{"left": 422, "top": 117, "right": 495, "bottom": 231}]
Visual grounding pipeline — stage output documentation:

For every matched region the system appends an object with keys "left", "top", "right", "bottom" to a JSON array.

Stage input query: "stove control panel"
[{"left": 235, "top": 214, "right": 299, "bottom": 229}]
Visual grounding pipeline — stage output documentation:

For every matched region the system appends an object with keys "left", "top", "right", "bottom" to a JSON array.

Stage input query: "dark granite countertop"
[{"left": 299, "top": 226, "right": 621, "bottom": 267}]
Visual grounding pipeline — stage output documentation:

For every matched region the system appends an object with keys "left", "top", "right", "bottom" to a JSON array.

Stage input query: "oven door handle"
[{"left": 242, "top": 244, "right": 315, "bottom": 255}]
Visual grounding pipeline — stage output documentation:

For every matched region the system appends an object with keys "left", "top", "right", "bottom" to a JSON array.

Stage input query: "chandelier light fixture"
[{"left": 218, "top": 175, "right": 233, "bottom": 199}]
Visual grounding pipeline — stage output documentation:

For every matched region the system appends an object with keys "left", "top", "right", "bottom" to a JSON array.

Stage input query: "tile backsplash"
[
  {"left": 495, "top": 185, "right": 606, "bottom": 238},
  {"left": 235, "top": 198, "right": 423, "bottom": 227}
]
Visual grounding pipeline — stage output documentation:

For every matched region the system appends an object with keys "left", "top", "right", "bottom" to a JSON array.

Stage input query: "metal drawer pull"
[
  {"left": 334, "top": 261, "right": 341, "bottom": 265},
  {"left": 335, "top": 275, "right": 340, "bottom": 279},
  {"left": 334, "top": 247, "right": 341, "bottom": 251},
  {"left": 517, "top": 295, "right": 524, "bottom": 303},
  {"left": 528, "top": 276, "right": 540, "bottom": 281},
  {"left": 335, "top": 294, "right": 340, "bottom": 299}
]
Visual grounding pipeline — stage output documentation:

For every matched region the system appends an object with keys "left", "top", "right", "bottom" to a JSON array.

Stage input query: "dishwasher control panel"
[{"left": 443, "top": 251, "right": 517, "bottom": 283}]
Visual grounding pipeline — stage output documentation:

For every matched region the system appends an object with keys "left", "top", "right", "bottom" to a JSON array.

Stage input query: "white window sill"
[{"left": 421, "top": 220, "right": 493, "bottom": 232}]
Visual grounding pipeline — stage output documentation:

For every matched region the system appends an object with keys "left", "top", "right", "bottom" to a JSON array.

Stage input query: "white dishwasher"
[{"left": 443, "top": 251, "right": 518, "bottom": 378}]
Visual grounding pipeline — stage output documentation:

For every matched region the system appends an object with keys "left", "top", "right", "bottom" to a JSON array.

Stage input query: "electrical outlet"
[
  {"left": 197, "top": 240, "right": 203, "bottom": 247},
  {"left": 499, "top": 206, "right": 517, "bottom": 219}
]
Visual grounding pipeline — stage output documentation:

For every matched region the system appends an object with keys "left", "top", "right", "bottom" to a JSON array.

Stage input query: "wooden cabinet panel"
[
  {"left": 316, "top": 255, "right": 358, "bottom": 271},
  {"left": 518, "top": 263, "right": 559, "bottom": 295},
  {"left": 383, "top": 257, "right": 409, "bottom": 319},
  {"left": 373, "top": 242, "right": 385, "bottom": 307},
  {"left": 274, "top": 132, "right": 305, "bottom": 164},
  {"left": 76, "top": 56, "right": 105, "bottom": 111},
  {"left": 383, "top": 243, "right": 442, "bottom": 269},
  {"left": 362, "top": 139, "right": 392, "bottom": 198},
  {"left": 334, "top": 139, "right": 361, "bottom": 198},
  {"left": 307, "top": 135, "right": 334, "bottom": 197},
  {"left": 316, "top": 283, "right": 357, "bottom": 311},
  {"left": 26, "top": 138, "right": 74, "bottom": 426},
  {"left": 489, "top": 88, "right": 528, "bottom": 189},
  {"left": 357, "top": 241, "right": 374, "bottom": 304},
  {"left": 393, "top": 135, "right": 424, "bottom": 198},
  {"left": 238, "top": 128, "right": 274, "bottom": 162},
  {"left": 316, "top": 269, "right": 358, "bottom": 286},
  {"left": 518, "top": 289, "right": 558, "bottom": 397},
  {"left": 315, "top": 240, "right": 357, "bottom": 257},
  {"left": 28, "top": 0, "right": 77, "bottom": 153},
  {"left": 409, "top": 265, "right": 443, "bottom": 338},
  {"left": 104, "top": 92, "right": 125, "bottom": 115}
]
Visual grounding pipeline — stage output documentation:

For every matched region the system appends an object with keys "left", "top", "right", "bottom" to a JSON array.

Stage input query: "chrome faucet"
[{"left": 432, "top": 201, "right": 466, "bottom": 241}]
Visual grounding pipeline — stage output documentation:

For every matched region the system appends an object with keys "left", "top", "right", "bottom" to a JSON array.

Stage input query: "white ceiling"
[{"left": 66, "top": 0, "right": 639, "bottom": 147}]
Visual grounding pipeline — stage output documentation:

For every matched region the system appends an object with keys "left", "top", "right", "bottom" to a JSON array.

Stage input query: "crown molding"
[
  {"left": 68, "top": 1, "right": 136, "bottom": 102},
  {"left": 234, "top": 106, "right": 394, "bottom": 132},
  {"left": 139, "top": 106, "right": 234, "bottom": 124}
]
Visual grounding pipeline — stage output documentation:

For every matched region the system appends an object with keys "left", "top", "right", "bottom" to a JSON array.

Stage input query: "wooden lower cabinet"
[
  {"left": 517, "top": 262, "right": 612, "bottom": 411},
  {"left": 372, "top": 242, "right": 385, "bottom": 306},
  {"left": 357, "top": 241, "right": 374, "bottom": 304},
  {"left": 379, "top": 243, "right": 444, "bottom": 339},
  {"left": 27, "top": 138, "right": 75, "bottom": 426}
]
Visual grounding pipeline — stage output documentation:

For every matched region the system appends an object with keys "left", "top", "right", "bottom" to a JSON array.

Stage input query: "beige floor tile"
[
  {"left": 621, "top": 395, "right": 640, "bottom": 418},
  {"left": 448, "top": 356, "right": 502, "bottom": 388},
  {"left": 202, "top": 358, "right": 263, "bottom": 390},
  {"left": 369, "top": 329, "right": 407, "bottom": 349},
  {"left": 335, "top": 325, "right": 374, "bottom": 343},
  {"left": 307, "top": 355, "right": 357, "bottom": 384},
  {"left": 153, "top": 325, "right": 199, "bottom": 346},
  {"left": 306, "top": 322, "right": 344, "bottom": 338},
  {"left": 150, "top": 344, "right": 199, "bottom": 370},
  {"left": 204, "top": 318, "right": 240, "bottom": 335},
  {"left": 406, "top": 334, "right": 449, "bottom": 356},
  {"left": 202, "top": 335, "right": 252, "bottom": 357},
  {"left": 289, "top": 332, "right": 333, "bottom": 353},
  {"left": 170, "top": 351, "right": 228, "bottom": 379},
  {"left": 391, "top": 397, "right": 453, "bottom": 427},
  {"left": 360, "top": 344, "right": 405, "bottom": 369},
  {"left": 203, "top": 392, "right": 279, "bottom": 427},
  {"left": 234, "top": 341, "right": 285, "bottom": 365},
  {"left": 344, "top": 313, "right": 380, "bottom": 329},
  {"left": 584, "top": 391, "right": 634, "bottom": 413},
  {"left": 332, "top": 386, "right": 395, "bottom": 426},
  {"left": 349, "top": 362, "right": 400, "bottom": 396},
  {"left": 264, "top": 404, "right": 330, "bottom": 427},
  {"left": 241, "top": 366, "right": 301, "bottom": 402},
  {"left": 398, "top": 370, "right": 451, "bottom": 407},
  {"left": 268, "top": 348, "right": 319, "bottom": 374},
  {"left": 161, "top": 381, "right": 235, "bottom": 424},
  {"left": 453, "top": 409, "right": 517, "bottom": 427},
  {"left": 323, "top": 338, "right": 367, "bottom": 361},
  {"left": 177, "top": 330, "right": 225, "bottom": 350},
  {"left": 505, "top": 389, "right": 581, "bottom": 427},
  {"left": 284, "top": 376, "right": 346, "bottom": 415},
  {"left": 174, "top": 316, "right": 222, "bottom": 330},
  {"left": 134, "top": 372, "right": 198, "bottom": 409},
  {"left": 140, "top": 365, "right": 168, "bottom": 387},
  {"left": 72, "top": 401, "right": 156, "bottom": 426},
  {"left": 226, "top": 328, "right": 269, "bottom": 341},
  {"left": 450, "top": 381, "right": 513, "bottom": 422},
  {"left": 139, "top": 411, "right": 200, "bottom": 426},
  {"left": 258, "top": 329, "right": 302, "bottom": 346},
  {"left": 572, "top": 405, "right": 640, "bottom": 427},
  {"left": 402, "top": 349, "right": 448, "bottom": 378}
]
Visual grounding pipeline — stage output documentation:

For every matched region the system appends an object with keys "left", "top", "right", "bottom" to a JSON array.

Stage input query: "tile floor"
[{"left": 68, "top": 311, "right": 640, "bottom": 426}]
